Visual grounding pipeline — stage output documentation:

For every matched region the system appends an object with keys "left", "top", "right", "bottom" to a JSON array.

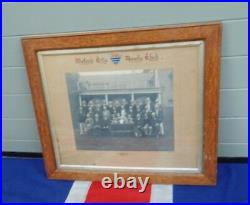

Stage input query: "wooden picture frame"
[{"left": 22, "top": 22, "right": 222, "bottom": 185}]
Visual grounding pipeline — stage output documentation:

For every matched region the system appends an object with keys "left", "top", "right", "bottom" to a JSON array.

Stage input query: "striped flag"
[
  {"left": 65, "top": 181, "right": 173, "bottom": 203},
  {"left": 2, "top": 158, "right": 248, "bottom": 203}
]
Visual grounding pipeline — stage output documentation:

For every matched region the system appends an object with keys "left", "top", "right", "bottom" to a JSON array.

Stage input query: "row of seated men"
[{"left": 78, "top": 97, "right": 165, "bottom": 137}]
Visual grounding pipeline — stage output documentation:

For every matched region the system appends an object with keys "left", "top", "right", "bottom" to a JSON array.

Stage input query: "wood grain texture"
[
  {"left": 4, "top": 20, "right": 246, "bottom": 67},
  {"left": 22, "top": 22, "right": 222, "bottom": 185}
]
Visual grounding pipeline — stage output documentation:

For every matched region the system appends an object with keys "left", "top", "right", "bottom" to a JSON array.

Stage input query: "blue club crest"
[{"left": 111, "top": 52, "right": 121, "bottom": 65}]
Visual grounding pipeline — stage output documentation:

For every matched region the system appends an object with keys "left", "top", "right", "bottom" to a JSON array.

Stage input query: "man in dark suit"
[
  {"left": 145, "top": 111, "right": 154, "bottom": 136},
  {"left": 144, "top": 97, "right": 154, "bottom": 113},
  {"left": 151, "top": 112, "right": 160, "bottom": 137},
  {"left": 154, "top": 103, "right": 164, "bottom": 136},
  {"left": 121, "top": 98, "right": 129, "bottom": 112},
  {"left": 101, "top": 112, "right": 111, "bottom": 136},
  {"left": 94, "top": 102, "right": 103, "bottom": 120},
  {"left": 81, "top": 100, "right": 88, "bottom": 121},
  {"left": 134, "top": 100, "right": 143, "bottom": 115},
  {"left": 84, "top": 113, "right": 93, "bottom": 134},
  {"left": 114, "top": 100, "right": 121, "bottom": 114},
  {"left": 107, "top": 101, "right": 114, "bottom": 114},
  {"left": 134, "top": 113, "right": 144, "bottom": 137},
  {"left": 93, "top": 113, "right": 102, "bottom": 136},
  {"left": 128, "top": 105, "right": 136, "bottom": 120},
  {"left": 79, "top": 106, "right": 85, "bottom": 136}
]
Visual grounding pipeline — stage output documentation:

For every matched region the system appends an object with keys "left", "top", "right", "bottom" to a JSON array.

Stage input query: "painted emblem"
[{"left": 111, "top": 52, "right": 121, "bottom": 65}]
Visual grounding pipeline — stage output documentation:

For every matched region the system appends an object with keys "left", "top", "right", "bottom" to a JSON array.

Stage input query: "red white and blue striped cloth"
[
  {"left": 65, "top": 181, "right": 172, "bottom": 203},
  {"left": 2, "top": 158, "right": 248, "bottom": 203}
]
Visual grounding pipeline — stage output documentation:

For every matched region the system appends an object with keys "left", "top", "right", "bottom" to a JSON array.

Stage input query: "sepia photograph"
[{"left": 66, "top": 68, "right": 174, "bottom": 151}]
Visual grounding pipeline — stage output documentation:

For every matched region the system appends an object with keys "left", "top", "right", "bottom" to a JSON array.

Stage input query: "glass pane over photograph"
[{"left": 38, "top": 41, "right": 204, "bottom": 173}]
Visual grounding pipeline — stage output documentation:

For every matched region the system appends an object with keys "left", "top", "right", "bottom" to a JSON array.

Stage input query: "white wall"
[{"left": 2, "top": 3, "right": 248, "bottom": 156}]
